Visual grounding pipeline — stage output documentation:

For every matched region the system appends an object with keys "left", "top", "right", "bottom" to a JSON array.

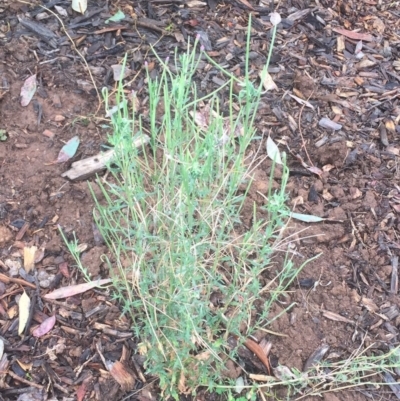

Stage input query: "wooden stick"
[
  {"left": 391, "top": 256, "right": 398, "bottom": 294},
  {"left": 61, "top": 134, "right": 150, "bottom": 181}
]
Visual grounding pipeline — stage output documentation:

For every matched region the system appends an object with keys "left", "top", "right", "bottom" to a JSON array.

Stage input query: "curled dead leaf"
[
  {"left": 322, "top": 310, "right": 354, "bottom": 324},
  {"left": 107, "top": 360, "right": 136, "bottom": 391}
]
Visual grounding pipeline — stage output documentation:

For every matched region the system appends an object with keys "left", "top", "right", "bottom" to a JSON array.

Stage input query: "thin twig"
[
  {"left": 7, "top": 371, "right": 44, "bottom": 390},
  {"left": 391, "top": 256, "right": 398, "bottom": 294},
  {"left": 297, "top": 91, "right": 314, "bottom": 167}
]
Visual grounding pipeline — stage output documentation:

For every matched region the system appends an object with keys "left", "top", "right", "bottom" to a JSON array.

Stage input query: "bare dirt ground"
[{"left": 1, "top": 0, "right": 400, "bottom": 400}]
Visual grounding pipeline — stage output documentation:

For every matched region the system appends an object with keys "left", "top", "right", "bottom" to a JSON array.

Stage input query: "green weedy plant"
[
  {"left": 88, "top": 19, "right": 299, "bottom": 398},
  {"left": 62, "top": 16, "right": 400, "bottom": 400}
]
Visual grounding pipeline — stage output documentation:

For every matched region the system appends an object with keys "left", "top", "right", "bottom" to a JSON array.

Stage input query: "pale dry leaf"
[
  {"left": 23, "top": 246, "right": 37, "bottom": 273},
  {"left": 290, "top": 195, "right": 304, "bottom": 206},
  {"left": 235, "top": 377, "right": 245, "bottom": 394},
  {"left": 195, "top": 350, "right": 212, "bottom": 361},
  {"left": 287, "top": 114, "right": 297, "bottom": 131},
  {"left": 77, "top": 243, "right": 88, "bottom": 253},
  {"left": 191, "top": 109, "right": 210, "bottom": 129},
  {"left": 266, "top": 135, "right": 282, "bottom": 164},
  {"left": 357, "top": 59, "right": 377, "bottom": 69},
  {"left": 331, "top": 105, "right": 342, "bottom": 115},
  {"left": 178, "top": 370, "right": 188, "bottom": 393},
  {"left": 44, "top": 278, "right": 112, "bottom": 299},
  {"left": 322, "top": 310, "right": 354, "bottom": 324},
  {"left": 248, "top": 373, "right": 276, "bottom": 381},
  {"left": 393, "top": 60, "right": 400, "bottom": 71},
  {"left": 273, "top": 365, "right": 297, "bottom": 381},
  {"left": 71, "top": 0, "right": 87, "bottom": 13},
  {"left": 186, "top": 1, "right": 207, "bottom": 7},
  {"left": 290, "top": 212, "right": 325, "bottom": 223},
  {"left": 307, "top": 165, "right": 323, "bottom": 176},
  {"left": 236, "top": 0, "right": 254, "bottom": 10},
  {"left": 16, "top": 359, "right": 32, "bottom": 371},
  {"left": 322, "top": 189, "right": 334, "bottom": 201},
  {"left": 336, "top": 35, "right": 345, "bottom": 52},
  {"left": 270, "top": 12, "right": 281, "bottom": 26},
  {"left": 354, "top": 40, "right": 362, "bottom": 55},
  {"left": 386, "top": 146, "right": 400, "bottom": 156},
  {"left": 351, "top": 289, "right": 361, "bottom": 303},
  {"left": 259, "top": 70, "right": 278, "bottom": 92},
  {"left": 319, "top": 117, "right": 342, "bottom": 131},
  {"left": 111, "top": 65, "right": 132, "bottom": 81},
  {"left": 54, "top": 5, "right": 68, "bottom": 17},
  {"left": 385, "top": 119, "right": 396, "bottom": 133},
  {"left": 289, "top": 94, "right": 314, "bottom": 109},
  {"left": 18, "top": 291, "right": 31, "bottom": 336},
  {"left": 322, "top": 164, "right": 335, "bottom": 172},
  {"left": 20, "top": 74, "right": 37, "bottom": 107},
  {"left": 361, "top": 297, "right": 379, "bottom": 312},
  {"left": 350, "top": 187, "right": 362, "bottom": 199}
]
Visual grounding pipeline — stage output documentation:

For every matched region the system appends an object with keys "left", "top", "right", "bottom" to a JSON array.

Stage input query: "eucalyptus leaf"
[
  {"left": 290, "top": 212, "right": 326, "bottom": 223},
  {"left": 266, "top": 135, "right": 282, "bottom": 164},
  {"left": 71, "top": 0, "right": 87, "bottom": 13},
  {"left": 105, "top": 10, "right": 125, "bottom": 24},
  {"left": 56, "top": 136, "right": 80, "bottom": 163}
]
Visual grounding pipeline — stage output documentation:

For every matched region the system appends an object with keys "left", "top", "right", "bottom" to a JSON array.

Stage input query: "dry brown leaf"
[
  {"left": 44, "top": 278, "right": 112, "bottom": 300},
  {"left": 322, "top": 189, "right": 334, "bottom": 201},
  {"left": 361, "top": 297, "right": 379, "bottom": 312},
  {"left": 332, "top": 27, "right": 374, "bottom": 42},
  {"left": 372, "top": 17, "right": 385, "bottom": 34},
  {"left": 107, "top": 361, "right": 136, "bottom": 391},
  {"left": 322, "top": 310, "right": 354, "bottom": 324},
  {"left": 178, "top": 370, "right": 188, "bottom": 394}
]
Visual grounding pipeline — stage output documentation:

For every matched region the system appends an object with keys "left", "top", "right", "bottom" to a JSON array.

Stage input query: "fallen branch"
[{"left": 61, "top": 134, "right": 150, "bottom": 181}]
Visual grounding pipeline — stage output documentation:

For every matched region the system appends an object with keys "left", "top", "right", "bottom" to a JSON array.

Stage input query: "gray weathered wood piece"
[{"left": 61, "top": 134, "right": 150, "bottom": 181}]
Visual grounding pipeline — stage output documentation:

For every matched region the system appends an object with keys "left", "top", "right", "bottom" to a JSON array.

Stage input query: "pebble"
[
  {"left": 5, "top": 259, "right": 21, "bottom": 277},
  {"left": 42, "top": 129, "right": 55, "bottom": 139}
]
